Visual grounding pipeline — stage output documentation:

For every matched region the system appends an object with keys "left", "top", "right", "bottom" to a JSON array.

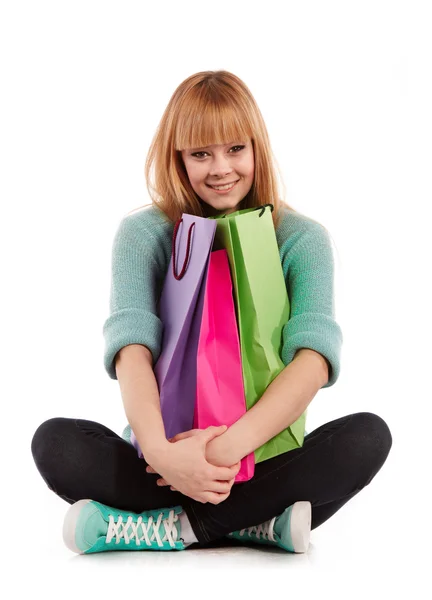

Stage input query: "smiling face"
[{"left": 180, "top": 138, "right": 255, "bottom": 216}]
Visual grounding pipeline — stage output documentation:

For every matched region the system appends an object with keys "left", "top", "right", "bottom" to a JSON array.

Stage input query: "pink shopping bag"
[{"left": 193, "top": 249, "right": 255, "bottom": 482}]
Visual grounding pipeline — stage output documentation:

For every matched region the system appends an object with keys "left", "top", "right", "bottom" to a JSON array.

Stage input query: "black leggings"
[{"left": 31, "top": 411, "right": 392, "bottom": 545}]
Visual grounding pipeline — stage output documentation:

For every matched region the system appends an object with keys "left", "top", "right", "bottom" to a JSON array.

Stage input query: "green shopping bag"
[{"left": 209, "top": 204, "right": 306, "bottom": 463}]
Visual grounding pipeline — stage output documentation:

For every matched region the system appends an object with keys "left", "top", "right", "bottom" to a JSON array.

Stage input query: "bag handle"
[
  {"left": 221, "top": 203, "right": 274, "bottom": 218},
  {"left": 172, "top": 218, "right": 195, "bottom": 280},
  {"left": 254, "top": 203, "right": 274, "bottom": 217}
]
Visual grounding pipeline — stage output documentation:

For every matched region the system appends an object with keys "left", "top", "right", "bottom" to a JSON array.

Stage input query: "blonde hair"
[
  {"left": 131, "top": 70, "right": 330, "bottom": 237},
  {"left": 127, "top": 70, "right": 296, "bottom": 230}
]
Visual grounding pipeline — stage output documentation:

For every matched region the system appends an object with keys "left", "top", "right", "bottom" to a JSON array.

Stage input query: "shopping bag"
[
  {"left": 130, "top": 214, "right": 217, "bottom": 457},
  {"left": 193, "top": 249, "right": 255, "bottom": 482},
  {"left": 209, "top": 204, "right": 307, "bottom": 463}
]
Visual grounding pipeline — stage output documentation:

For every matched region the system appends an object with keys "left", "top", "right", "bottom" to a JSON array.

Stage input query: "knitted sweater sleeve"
[
  {"left": 102, "top": 215, "right": 165, "bottom": 380},
  {"left": 280, "top": 223, "right": 343, "bottom": 388}
]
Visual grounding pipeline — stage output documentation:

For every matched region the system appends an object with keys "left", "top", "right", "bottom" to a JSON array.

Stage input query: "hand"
[
  {"left": 147, "top": 427, "right": 236, "bottom": 484},
  {"left": 146, "top": 425, "right": 241, "bottom": 504},
  {"left": 147, "top": 428, "right": 207, "bottom": 488}
]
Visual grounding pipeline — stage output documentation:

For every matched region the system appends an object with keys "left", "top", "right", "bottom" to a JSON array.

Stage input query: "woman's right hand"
[{"left": 147, "top": 425, "right": 241, "bottom": 504}]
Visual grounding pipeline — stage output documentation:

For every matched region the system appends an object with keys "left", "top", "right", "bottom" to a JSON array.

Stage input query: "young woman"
[{"left": 31, "top": 70, "right": 392, "bottom": 555}]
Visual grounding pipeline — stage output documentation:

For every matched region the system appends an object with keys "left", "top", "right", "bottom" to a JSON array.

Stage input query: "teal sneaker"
[
  {"left": 63, "top": 499, "right": 187, "bottom": 554},
  {"left": 227, "top": 501, "right": 312, "bottom": 553}
]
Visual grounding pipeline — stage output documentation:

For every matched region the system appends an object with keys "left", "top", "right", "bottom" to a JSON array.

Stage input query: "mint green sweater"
[{"left": 102, "top": 204, "right": 343, "bottom": 441}]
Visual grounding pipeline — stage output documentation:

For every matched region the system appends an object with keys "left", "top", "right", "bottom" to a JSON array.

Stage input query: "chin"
[
  {"left": 200, "top": 194, "right": 246, "bottom": 216},
  {"left": 211, "top": 196, "right": 241, "bottom": 208}
]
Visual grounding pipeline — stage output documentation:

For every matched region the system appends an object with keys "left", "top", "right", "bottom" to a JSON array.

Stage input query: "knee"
[
  {"left": 348, "top": 411, "right": 393, "bottom": 479},
  {"left": 31, "top": 417, "right": 70, "bottom": 469}
]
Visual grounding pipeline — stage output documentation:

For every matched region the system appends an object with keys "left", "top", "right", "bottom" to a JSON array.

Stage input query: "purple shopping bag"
[{"left": 131, "top": 214, "right": 217, "bottom": 456}]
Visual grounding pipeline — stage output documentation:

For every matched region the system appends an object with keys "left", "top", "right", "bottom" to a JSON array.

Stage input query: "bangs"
[{"left": 174, "top": 98, "right": 252, "bottom": 151}]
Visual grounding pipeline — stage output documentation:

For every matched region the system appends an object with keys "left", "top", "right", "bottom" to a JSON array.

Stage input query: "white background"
[{"left": 1, "top": 0, "right": 430, "bottom": 596}]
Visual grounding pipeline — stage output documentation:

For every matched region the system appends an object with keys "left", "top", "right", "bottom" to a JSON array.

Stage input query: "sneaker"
[
  {"left": 227, "top": 501, "right": 312, "bottom": 553},
  {"left": 63, "top": 499, "right": 187, "bottom": 554}
]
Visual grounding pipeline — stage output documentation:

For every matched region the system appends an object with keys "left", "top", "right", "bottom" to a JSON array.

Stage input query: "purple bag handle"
[{"left": 172, "top": 218, "right": 195, "bottom": 280}]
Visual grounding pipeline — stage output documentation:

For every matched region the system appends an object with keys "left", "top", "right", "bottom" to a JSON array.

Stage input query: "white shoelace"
[
  {"left": 237, "top": 516, "right": 277, "bottom": 542},
  {"left": 106, "top": 509, "right": 180, "bottom": 548}
]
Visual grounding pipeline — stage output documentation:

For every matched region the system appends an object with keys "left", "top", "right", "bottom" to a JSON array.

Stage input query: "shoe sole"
[
  {"left": 290, "top": 501, "right": 312, "bottom": 553},
  {"left": 63, "top": 499, "right": 93, "bottom": 554}
]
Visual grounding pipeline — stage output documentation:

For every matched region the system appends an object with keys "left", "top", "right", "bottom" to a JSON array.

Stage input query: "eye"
[{"left": 191, "top": 145, "right": 245, "bottom": 159}]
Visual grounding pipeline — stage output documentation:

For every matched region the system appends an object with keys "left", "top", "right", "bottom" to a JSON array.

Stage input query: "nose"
[{"left": 209, "top": 154, "right": 234, "bottom": 178}]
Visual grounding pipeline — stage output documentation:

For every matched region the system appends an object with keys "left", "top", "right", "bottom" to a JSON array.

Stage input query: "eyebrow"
[{"left": 190, "top": 141, "right": 246, "bottom": 151}]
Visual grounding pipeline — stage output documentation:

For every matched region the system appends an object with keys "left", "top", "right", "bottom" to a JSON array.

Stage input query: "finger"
[
  {"left": 146, "top": 466, "right": 157, "bottom": 474},
  {"left": 209, "top": 465, "right": 241, "bottom": 481},
  {"left": 205, "top": 491, "right": 230, "bottom": 505},
  {"left": 171, "top": 429, "right": 200, "bottom": 442},
  {"left": 156, "top": 478, "right": 170, "bottom": 486},
  {"left": 170, "top": 486, "right": 178, "bottom": 492},
  {"left": 169, "top": 433, "right": 182, "bottom": 442},
  {"left": 205, "top": 480, "right": 233, "bottom": 494},
  {"left": 199, "top": 425, "right": 228, "bottom": 444}
]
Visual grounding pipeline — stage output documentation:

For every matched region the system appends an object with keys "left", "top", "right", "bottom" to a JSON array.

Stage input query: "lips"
[{"left": 206, "top": 179, "right": 240, "bottom": 189}]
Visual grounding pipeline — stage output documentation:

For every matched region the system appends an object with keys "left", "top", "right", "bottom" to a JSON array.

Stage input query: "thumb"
[
  {"left": 171, "top": 429, "right": 201, "bottom": 443},
  {"left": 200, "top": 425, "right": 228, "bottom": 443}
]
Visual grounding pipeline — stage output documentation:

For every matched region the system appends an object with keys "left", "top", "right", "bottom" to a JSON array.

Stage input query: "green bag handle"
[
  {"left": 221, "top": 203, "right": 274, "bottom": 218},
  {"left": 254, "top": 203, "right": 274, "bottom": 217}
]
